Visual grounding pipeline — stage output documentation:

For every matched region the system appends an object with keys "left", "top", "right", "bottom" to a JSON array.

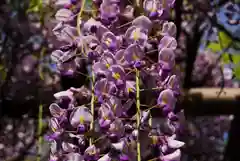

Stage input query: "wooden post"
[{"left": 181, "top": 88, "right": 240, "bottom": 115}]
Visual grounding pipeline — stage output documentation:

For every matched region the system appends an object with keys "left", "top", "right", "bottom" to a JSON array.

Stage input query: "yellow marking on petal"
[
  {"left": 103, "top": 115, "right": 108, "bottom": 120},
  {"left": 79, "top": 116, "right": 85, "bottom": 124},
  {"left": 133, "top": 28, "right": 140, "bottom": 41},
  {"left": 128, "top": 88, "right": 133, "bottom": 93},
  {"left": 152, "top": 136, "right": 158, "bottom": 145},
  {"left": 52, "top": 127, "right": 56, "bottom": 132},
  {"left": 113, "top": 72, "right": 121, "bottom": 80},
  {"left": 106, "top": 63, "right": 110, "bottom": 68},
  {"left": 105, "top": 38, "right": 112, "bottom": 46},
  {"left": 113, "top": 104, "right": 117, "bottom": 111},
  {"left": 89, "top": 150, "right": 96, "bottom": 155},
  {"left": 161, "top": 93, "right": 169, "bottom": 105},
  {"left": 132, "top": 53, "right": 139, "bottom": 60}
]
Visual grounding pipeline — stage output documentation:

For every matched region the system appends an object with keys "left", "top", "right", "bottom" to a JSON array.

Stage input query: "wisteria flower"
[
  {"left": 65, "top": 152, "right": 84, "bottom": 161},
  {"left": 157, "top": 89, "right": 176, "bottom": 114},
  {"left": 82, "top": 35, "right": 102, "bottom": 59},
  {"left": 115, "top": 49, "right": 128, "bottom": 66},
  {"left": 101, "top": 31, "right": 119, "bottom": 51},
  {"left": 107, "top": 64, "right": 126, "bottom": 86},
  {"left": 98, "top": 104, "right": 115, "bottom": 128},
  {"left": 49, "top": 103, "right": 68, "bottom": 122},
  {"left": 106, "top": 96, "right": 123, "bottom": 117},
  {"left": 125, "top": 26, "right": 148, "bottom": 46},
  {"left": 132, "top": 16, "right": 152, "bottom": 32},
  {"left": 69, "top": 106, "right": 93, "bottom": 132},
  {"left": 125, "top": 81, "right": 136, "bottom": 96},
  {"left": 62, "top": 141, "right": 78, "bottom": 153},
  {"left": 98, "top": 153, "right": 111, "bottom": 161},
  {"left": 53, "top": 89, "right": 75, "bottom": 108},
  {"left": 161, "top": 21, "right": 177, "bottom": 37},
  {"left": 158, "top": 35, "right": 177, "bottom": 50},
  {"left": 55, "top": 8, "right": 74, "bottom": 22},
  {"left": 93, "top": 51, "right": 116, "bottom": 76},
  {"left": 47, "top": 118, "right": 64, "bottom": 141},
  {"left": 167, "top": 74, "right": 180, "bottom": 95},
  {"left": 158, "top": 48, "right": 175, "bottom": 71},
  {"left": 100, "top": 2, "right": 120, "bottom": 23},
  {"left": 94, "top": 78, "right": 118, "bottom": 102},
  {"left": 84, "top": 145, "right": 100, "bottom": 160},
  {"left": 160, "top": 149, "right": 181, "bottom": 161},
  {"left": 55, "top": 25, "right": 78, "bottom": 43},
  {"left": 51, "top": 49, "right": 76, "bottom": 64},
  {"left": 124, "top": 44, "right": 144, "bottom": 66},
  {"left": 166, "top": 136, "right": 185, "bottom": 149},
  {"left": 143, "top": 0, "right": 164, "bottom": 18},
  {"left": 108, "top": 119, "right": 125, "bottom": 138}
]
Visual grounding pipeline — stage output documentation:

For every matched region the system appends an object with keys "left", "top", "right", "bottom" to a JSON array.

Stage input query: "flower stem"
[
  {"left": 77, "top": 0, "right": 86, "bottom": 36},
  {"left": 90, "top": 67, "right": 95, "bottom": 146},
  {"left": 37, "top": 104, "right": 43, "bottom": 161},
  {"left": 136, "top": 68, "right": 141, "bottom": 161}
]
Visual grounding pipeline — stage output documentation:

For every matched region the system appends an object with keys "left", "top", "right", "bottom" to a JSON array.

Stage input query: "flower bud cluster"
[{"left": 48, "top": 0, "right": 185, "bottom": 160}]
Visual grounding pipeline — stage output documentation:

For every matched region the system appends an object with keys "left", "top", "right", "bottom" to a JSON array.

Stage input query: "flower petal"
[
  {"left": 161, "top": 149, "right": 181, "bottom": 161},
  {"left": 49, "top": 103, "right": 65, "bottom": 118},
  {"left": 55, "top": 8, "right": 73, "bottom": 22}
]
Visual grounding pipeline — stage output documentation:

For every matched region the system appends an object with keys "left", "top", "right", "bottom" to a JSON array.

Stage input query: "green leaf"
[
  {"left": 233, "top": 65, "right": 240, "bottom": 80},
  {"left": 221, "top": 53, "right": 231, "bottom": 64},
  {"left": 219, "top": 31, "right": 232, "bottom": 49},
  {"left": 27, "top": 0, "right": 42, "bottom": 13},
  {"left": 207, "top": 42, "right": 221, "bottom": 52},
  {"left": 232, "top": 55, "right": 240, "bottom": 65}
]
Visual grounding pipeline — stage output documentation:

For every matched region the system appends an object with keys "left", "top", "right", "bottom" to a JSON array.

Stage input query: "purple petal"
[
  {"left": 49, "top": 103, "right": 66, "bottom": 118},
  {"left": 70, "top": 106, "right": 93, "bottom": 128},
  {"left": 93, "top": 62, "right": 109, "bottom": 76},
  {"left": 65, "top": 153, "right": 84, "bottom": 161},
  {"left": 108, "top": 96, "right": 123, "bottom": 117},
  {"left": 161, "top": 21, "right": 177, "bottom": 37},
  {"left": 124, "top": 44, "right": 144, "bottom": 64},
  {"left": 97, "top": 153, "right": 111, "bottom": 161},
  {"left": 158, "top": 36, "right": 177, "bottom": 50},
  {"left": 55, "top": 8, "right": 73, "bottom": 22},
  {"left": 100, "top": 2, "right": 120, "bottom": 21},
  {"left": 161, "top": 149, "right": 181, "bottom": 161},
  {"left": 101, "top": 31, "right": 118, "bottom": 51},
  {"left": 157, "top": 89, "right": 176, "bottom": 109},
  {"left": 62, "top": 142, "right": 78, "bottom": 153},
  {"left": 132, "top": 15, "right": 152, "bottom": 31}
]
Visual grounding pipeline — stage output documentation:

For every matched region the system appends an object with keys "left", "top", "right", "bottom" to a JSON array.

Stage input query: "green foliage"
[
  {"left": 27, "top": 0, "right": 42, "bottom": 13},
  {"left": 233, "top": 65, "right": 240, "bottom": 80},
  {"left": 207, "top": 30, "right": 240, "bottom": 80}
]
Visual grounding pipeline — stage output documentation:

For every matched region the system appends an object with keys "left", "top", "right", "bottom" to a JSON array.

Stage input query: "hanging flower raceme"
[{"left": 47, "top": 0, "right": 185, "bottom": 160}]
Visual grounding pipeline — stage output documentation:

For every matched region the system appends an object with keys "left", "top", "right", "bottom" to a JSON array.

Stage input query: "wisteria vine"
[{"left": 47, "top": 0, "right": 185, "bottom": 160}]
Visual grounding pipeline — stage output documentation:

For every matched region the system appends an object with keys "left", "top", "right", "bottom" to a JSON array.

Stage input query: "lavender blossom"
[{"left": 47, "top": 0, "right": 184, "bottom": 160}]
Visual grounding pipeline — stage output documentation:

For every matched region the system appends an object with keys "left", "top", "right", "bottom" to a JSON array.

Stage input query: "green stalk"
[
  {"left": 90, "top": 67, "right": 95, "bottom": 146},
  {"left": 77, "top": 0, "right": 86, "bottom": 36},
  {"left": 136, "top": 69, "right": 141, "bottom": 161},
  {"left": 37, "top": 104, "right": 43, "bottom": 161}
]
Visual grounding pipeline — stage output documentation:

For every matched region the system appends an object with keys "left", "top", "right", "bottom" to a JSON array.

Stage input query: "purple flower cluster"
[{"left": 48, "top": 0, "right": 185, "bottom": 160}]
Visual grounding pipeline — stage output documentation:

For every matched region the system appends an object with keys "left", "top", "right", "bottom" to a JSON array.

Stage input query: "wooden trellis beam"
[{"left": 181, "top": 88, "right": 240, "bottom": 115}]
